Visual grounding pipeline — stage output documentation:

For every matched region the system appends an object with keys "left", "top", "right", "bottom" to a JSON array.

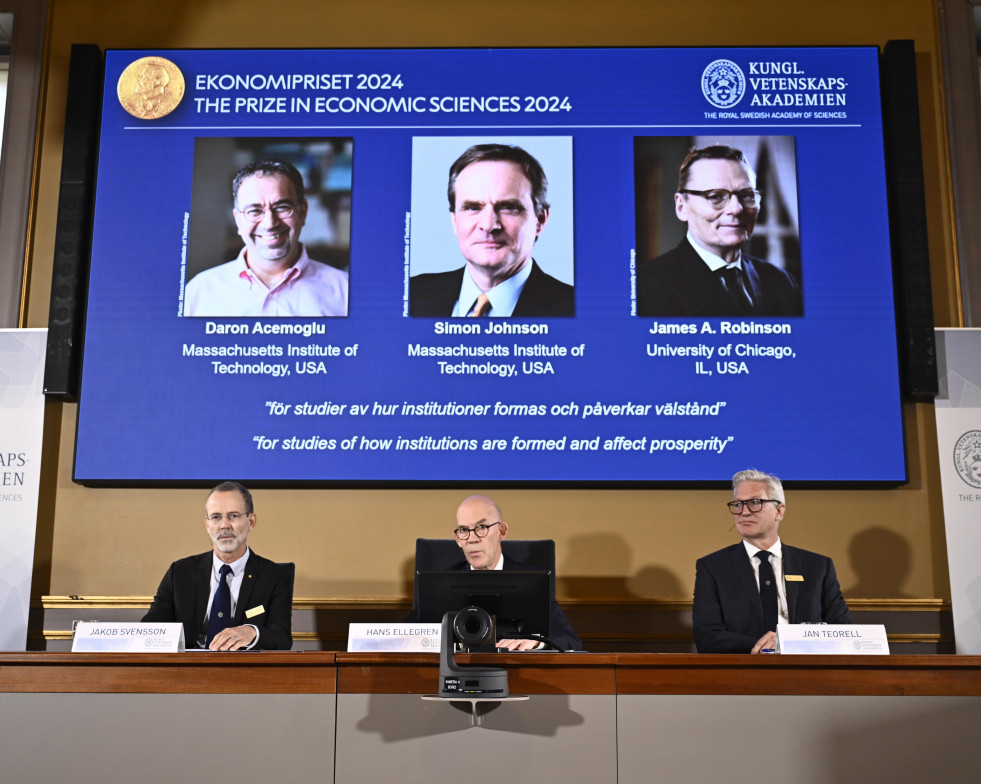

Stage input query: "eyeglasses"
[
  {"left": 236, "top": 202, "right": 297, "bottom": 222},
  {"left": 206, "top": 511, "right": 249, "bottom": 524},
  {"left": 453, "top": 522, "right": 502, "bottom": 540},
  {"left": 679, "top": 188, "right": 762, "bottom": 209},
  {"left": 727, "top": 498, "right": 781, "bottom": 514}
]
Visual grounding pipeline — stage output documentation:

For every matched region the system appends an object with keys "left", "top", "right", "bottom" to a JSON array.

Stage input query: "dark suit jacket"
[
  {"left": 636, "top": 239, "right": 802, "bottom": 317},
  {"left": 410, "top": 260, "right": 574, "bottom": 317},
  {"left": 405, "top": 554, "right": 582, "bottom": 651},
  {"left": 142, "top": 550, "right": 295, "bottom": 650},
  {"left": 692, "top": 542, "right": 851, "bottom": 653}
]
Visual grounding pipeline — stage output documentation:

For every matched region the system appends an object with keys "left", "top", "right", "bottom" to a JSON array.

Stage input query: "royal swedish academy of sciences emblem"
[
  {"left": 701, "top": 59, "right": 746, "bottom": 109},
  {"left": 953, "top": 430, "right": 981, "bottom": 490}
]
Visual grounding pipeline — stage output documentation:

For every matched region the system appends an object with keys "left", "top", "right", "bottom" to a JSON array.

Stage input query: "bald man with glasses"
[
  {"left": 405, "top": 494, "right": 581, "bottom": 651},
  {"left": 636, "top": 144, "right": 802, "bottom": 318},
  {"left": 142, "top": 481, "right": 295, "bottom": 650},
  {"left": 692, "top": 469, "right": 850, "bottom": 654}
]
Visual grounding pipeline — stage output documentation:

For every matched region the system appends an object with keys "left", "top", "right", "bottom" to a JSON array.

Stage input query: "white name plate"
[
  {"left": 348, "top": 623, "right": 442, "bottom": 652},
  {"left": 72, "top": 622, "right": 185, "bottom": 652},
  {"left": 777, "top": 624, "right": 889, "bottom": 655}
]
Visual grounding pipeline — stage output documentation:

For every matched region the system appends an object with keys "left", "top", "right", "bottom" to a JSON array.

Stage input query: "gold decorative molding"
[
  {"left": 38, "top": 596, "right": 952, "bottom": 612},
  {"left": 37, "top": 596, "right": 414, "bottom": 610},
  {"left": 38, "top": 630, "right": 72, "bottom": 640},
  {"left": 39, "top": 596, "right": 155, "bottom": 609},
  {"left": 887, "top": 633, "right": 955, "bottom": 645},
  {"left": 845, "top": 598, "right": 950, "bottom": 611}
]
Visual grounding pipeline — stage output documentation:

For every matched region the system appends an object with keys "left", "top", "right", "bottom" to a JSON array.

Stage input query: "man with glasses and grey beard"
[
  {"left": 636, "top": 144, "right": 802, "bottom": 317},
  {"left": 143, "top": 481, "right": 295, "bottom": 650},
  {"left": 692, "top": 469, "right": 850, "bottom": 654},
  {"left": 184, "top": 159, "right": 348, "bottom": 317},
  {"left": 405, "top": 494, "right": 581, "bottom": 651}
]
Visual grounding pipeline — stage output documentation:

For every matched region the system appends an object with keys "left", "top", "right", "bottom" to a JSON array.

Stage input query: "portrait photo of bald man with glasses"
[{"left": 635, "top": 140, "right": 803, "bottom": 318}]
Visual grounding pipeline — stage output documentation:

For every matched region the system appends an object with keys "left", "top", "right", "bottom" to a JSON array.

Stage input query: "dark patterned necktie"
[
  {"left": 719, "top": 266, "right": 754, "bottom": 315},
  {"left": 757, "top": 550, "right": 778, "bottom": 633},
  {"left": 206, "top": 564, "right": 233, "bottom": 645}
]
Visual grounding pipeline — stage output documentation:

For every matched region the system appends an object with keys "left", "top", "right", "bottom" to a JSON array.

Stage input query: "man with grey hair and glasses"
[
  {"left": 637, "top": 144, "right": 801, "bottom": 317},
  {"left": 143, "top": 481, "right": 295, "bottom": 650},
  {"left": 692, "top": 469, "right": 850, "bottom": 653}
]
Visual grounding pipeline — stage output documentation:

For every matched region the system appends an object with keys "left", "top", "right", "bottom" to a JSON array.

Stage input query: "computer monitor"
[{"left": 415, "top": 569, "right": 551, "bottom": 641}]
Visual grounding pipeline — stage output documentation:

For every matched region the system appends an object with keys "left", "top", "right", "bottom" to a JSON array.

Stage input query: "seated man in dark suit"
[
  {"left": 636, "top": 144, "right": 802, "bottom": 317},
  {"left": 406, "top": 494, "right": 581, "bottom": 651},
  {"left": 692, "top": 469, "right": 850, "bottom": 654},
  {"left": 143, "top": 481, "right": 294, "bottom": 650},
  {"left": 410, "top": 143, "right": 574, "bottom": 317}
]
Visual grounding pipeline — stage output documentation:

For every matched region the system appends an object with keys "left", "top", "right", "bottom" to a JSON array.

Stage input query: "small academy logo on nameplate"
[
  {"left": 953, "top": 430, "right": 981, "bottom": 490},
  {"left": 701, "top": 59, "right": 746, "bottom": 108}
]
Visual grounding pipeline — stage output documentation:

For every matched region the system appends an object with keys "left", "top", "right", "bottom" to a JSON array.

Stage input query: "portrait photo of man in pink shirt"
[{"left": 184, "top": 151, "right": 350, "bottom": 318}]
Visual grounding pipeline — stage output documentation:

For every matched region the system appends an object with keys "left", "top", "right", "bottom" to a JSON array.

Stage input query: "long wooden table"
[{"left": 2, "top": 653, "right": 980, "bottom": 783}]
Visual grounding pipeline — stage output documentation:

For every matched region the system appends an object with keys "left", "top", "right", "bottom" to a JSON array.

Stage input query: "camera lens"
[{"left": 453, "top": 606, "right": 494, "bottom": 647}]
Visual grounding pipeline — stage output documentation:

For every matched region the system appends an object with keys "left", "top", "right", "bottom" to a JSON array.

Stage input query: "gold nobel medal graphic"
[{"left": 117, "top": 56, "right": 185, "bottom": 119}]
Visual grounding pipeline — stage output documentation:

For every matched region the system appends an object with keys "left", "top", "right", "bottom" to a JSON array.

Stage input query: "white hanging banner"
[
  {"left": 935, "top": 328, "right": 981, "bottom": 654},
  {"left": 0, "top": 329, "right": 47, "bottom": 650}
]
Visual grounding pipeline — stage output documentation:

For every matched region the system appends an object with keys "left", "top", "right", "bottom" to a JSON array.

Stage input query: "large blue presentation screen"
[{"left": 74, "top": 47, "right": 906, "bottom": 484}]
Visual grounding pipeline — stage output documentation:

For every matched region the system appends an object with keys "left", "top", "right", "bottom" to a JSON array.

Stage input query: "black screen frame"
[{"left": 415, "top": 569, "right": 551, "bottom": 640}]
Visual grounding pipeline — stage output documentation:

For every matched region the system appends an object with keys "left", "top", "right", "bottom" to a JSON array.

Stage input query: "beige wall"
[{"left": 25, "top": 0, "right": 957, "bottom": 603}]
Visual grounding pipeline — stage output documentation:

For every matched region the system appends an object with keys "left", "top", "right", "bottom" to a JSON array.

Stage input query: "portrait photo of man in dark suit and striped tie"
[{"left": 410, "top": 141, "right": 575, "bottom": 318}]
